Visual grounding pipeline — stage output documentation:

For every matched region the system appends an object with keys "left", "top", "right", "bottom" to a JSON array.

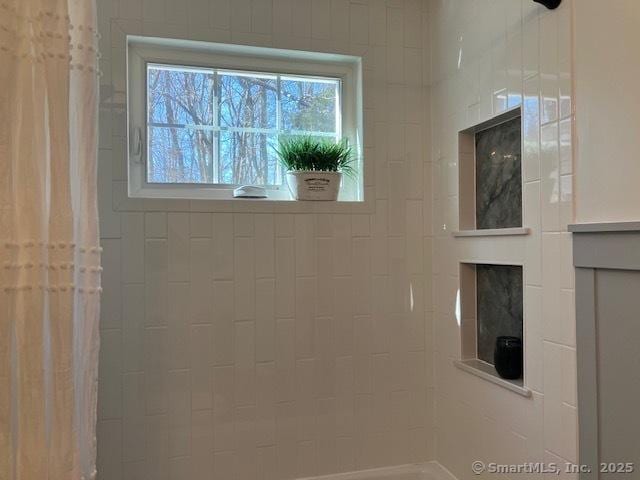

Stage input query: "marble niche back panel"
[
  {"left": 475, "top": 116, "right": 522, "bottom": 229},
  {"left": 476, "top": 264, "right": 523, "bottom": 364}
]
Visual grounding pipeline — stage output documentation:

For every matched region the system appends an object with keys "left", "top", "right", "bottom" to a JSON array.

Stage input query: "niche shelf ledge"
[
  {"left": 453, "top": 359, "right": 532, "bottom": 398},
  {"left": 452, "top": 227, "right": 530, "bottom": 238}
]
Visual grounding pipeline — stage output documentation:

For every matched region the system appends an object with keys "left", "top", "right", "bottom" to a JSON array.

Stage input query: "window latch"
[{"left": 130, "top": 127, "right": 143, "bottom": 163}]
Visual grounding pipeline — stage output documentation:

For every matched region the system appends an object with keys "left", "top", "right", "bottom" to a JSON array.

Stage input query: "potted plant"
[{"left": 276, "top": 136, "right": 355, "bottom": 201}]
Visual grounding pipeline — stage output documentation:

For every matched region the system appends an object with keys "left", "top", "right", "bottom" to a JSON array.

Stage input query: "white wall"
[
  {"left": 96, "top": 1, "right": 433, "bottom": 479},
  {"left": 428, "top": 1, "right": 577, "bottom": 478},
  {"left": 573, "top": 0, "right": 640, "bottom": 223}
]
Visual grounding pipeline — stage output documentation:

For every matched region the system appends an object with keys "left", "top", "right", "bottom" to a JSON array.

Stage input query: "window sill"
[
  {"left": 114, "top": 181, "right": 373, "bottom": 214},
  {"left": 451, "top": 227, "right": 530, "bottom": 238},
  {"left": 453, "top": 359, "right": 532, "bottom": 398}
]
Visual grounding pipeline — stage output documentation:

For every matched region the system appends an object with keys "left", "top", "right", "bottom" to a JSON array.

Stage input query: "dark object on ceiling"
[{"left": 534, "top": 0, "right": 562, "bottom": 9}]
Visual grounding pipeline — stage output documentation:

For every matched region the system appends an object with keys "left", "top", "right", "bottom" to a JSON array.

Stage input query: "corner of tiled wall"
[{"left": 428, "top": 0, "right": 577, "bottom": 478}]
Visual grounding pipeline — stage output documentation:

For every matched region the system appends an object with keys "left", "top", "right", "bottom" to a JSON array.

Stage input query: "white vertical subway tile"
[
  {"left": 316, "top": 237, "right": 334, "bottom": 317},
  {"left": 98, "top": 329, "right": 123, "bottom": 420},
  {"left": 213, "top": 365, "right": 235, "bottom": 452},
  {"left": 234, "top": 237, "right": 256, "bottom": 321},
  {"left": 167, "top": 370, "right": 191, "bottom": 457},
  {"left": 295, "top": 358, "right": 316, "bottom": 440},
  {"left": 189, "top": 238, "right": 213, "bottom": 324},
  {"left": 255, "top": 278, "right": 276, "bottom": 362},
  {"left": 121, "top": 213, "right": 145, "bottom": 283},
  {"left": 388, "top": 162, "right": 407, "bottom": 236},
  {"left": 276, "top": 319, "right": 296, "bottom": 402},
  {"left": 316, "top": 397, "right": 337, "bottom": 474},
  {"left": 191, "top": 410, "right": 214, "bottom": 480},
  {"left": 275, "top": 237, "right": 295, "bottom": 318},
  {"left": 213, "top": 451, "right": 236, "bottom": 480},
  {"left": 370, "top": 353, "right": 391, "bottom": 432},
  {"left": 522, "top": 8, "right": 539, "bottom": 78},
  {"left": 311, "top": 0, "right": 331, "bottom": 40},
  {"left": 97, "top": 152, "right": 121, "bottom": 239},
  {"left": 405, "top": 124, "right": 424, "bottom": 199},
  {"left": 330, "top": 0, "right": 349, "bottom": 46},
  {"left": 234, "top": 321, "right": 256, "bottom": 406},
  {"left": 352, "top": 237, "right": 373, "bottom": 315},
  {"left": 122, "top": 374, "right": 146, "bottom": 462},
  {"left": 540, "top": 121, "right": 560, "bottom": 232},
  {"left": 387, "top": 5, "right": 403, "bottom": 47},
  {"left": 524, "top": 181, "right": 542, "bottom": 286},
  {"left": 145, "top": 212, "right": 167, "bottom": 238},
  {"left": 167, "top": 283, "right": 190, "bottom": 370},
  {"left": 525, "top": 285, "right": 544, "bottom": 392},
  {"left": 144, "top": 327, "right": 169, "bottom": 415},
  {"left": 167, "top": 213, "right": 190, "bottom": 282},
  {"left": 295, "top": 214, "right": 316, "bottom": 277},
  {"left": 189, "top": 212, "right": 212, "bottom": 238},
  {"left": 333, "top": 276, "right": 354, "bottom": 357},
  {"left": 210, "top": 0, "right": 230, "bottom": 29},
  {"left": 506, "top": 31, "right": 523, "bottom": 108},
  {"left": 275, "top": 402, "right": 297, "bottom": 480},
  {"left": 275, "top": 213, "right": 294, "bottom": 237},
  {"left": 254, "top": 214, "right": 275, "bottom": 279},
  {"left": 353, "top": 316, "right": 373, "bottom": 394},
  {"left": 523, "top": 75, "right": 541, "bottom": 183},
  {"left": 369, "top": 0, "right": 386, "bottom": 46},
  {"left": 542, "top": 233, "right": 564, "bottom": 344},
  {"left": 297, "top": 439, "right": 317, "bottom": 478},
  {"left": 558, "top": 60, "right": 572, "bottom": 120},
  {"left": 213, "top": 213, "right": 235, "bottom": 279},
  {"left": 251, "top": 0, "right": 272, "bottom": 35},
  {"left": 97, "top": 420, "right": 123, "bottom": 479},
  {"left": 256, "top": 362, "right": 277, "bottom": 447},
  {"left": 122, "top": 284, "right": 145, "bottom": 372},
  {"left": 314, "top": 316, "right": 335, "bottom": 398},
  {"left": 145, "top": 239, "right": 168, "bottom": 326},
  {"left": 235, "top": 405, "right": 258, "bottom": 480},
  {"left": 230, "top": 0, "right": 251, "bottom": 32},
  {"left": 335, "top": 356, "right": 355, "bottom": 438},
  {"left": 234, "top": 213, "right": 254, "bottom": 237},
  {"left": 190, "top": 324, "right": 213, "bottom": 410},
  {"left": 332, "top": 214, "right": 352, "bottom": 276},
  {"left": 539, "top": 11, "right": 558, "bottom": 125},
  {"left": 272, "top": 0, "right": 292, "bottom": 37},
  {"left": 295, "top": 277, "right": 316, "bottom": 359},
  {"left": 291, "top": 0, "right": 311, "bottom": 38},
  {"left": 403, "top": 0, "right": 421, "bottom": 48},
  {"left": 559, "top": 117, "right": 572, "bottom": 176},
  {"left": 349, "top": 2, "right": 369, "bottom": 45},
  {"left": 212, "top": 280, "right": 235, "bottom": 365}
]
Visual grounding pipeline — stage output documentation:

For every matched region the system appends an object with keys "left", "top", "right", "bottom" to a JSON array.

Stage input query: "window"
[{"left": 128, "top": 36, "right": 363, "bottom": 201}]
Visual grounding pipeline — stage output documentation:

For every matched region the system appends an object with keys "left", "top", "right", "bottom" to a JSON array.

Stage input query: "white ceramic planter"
[{"left": 285, "top": 171, "right": 342, "bottom": 201}]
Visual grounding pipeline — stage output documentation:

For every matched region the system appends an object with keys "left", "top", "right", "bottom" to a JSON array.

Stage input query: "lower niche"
[{"left": 460, "top": 263, "right": 524, "bottom": 366}]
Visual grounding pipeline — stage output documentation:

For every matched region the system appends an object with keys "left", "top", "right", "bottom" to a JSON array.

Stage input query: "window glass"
[{"left": 146, "top": 64, "right": 341, "bottom": 186}]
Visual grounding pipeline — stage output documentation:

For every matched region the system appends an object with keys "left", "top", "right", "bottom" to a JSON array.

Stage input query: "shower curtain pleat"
[{"left": 0, "top": 0, "right": 101, "bottom": 478}]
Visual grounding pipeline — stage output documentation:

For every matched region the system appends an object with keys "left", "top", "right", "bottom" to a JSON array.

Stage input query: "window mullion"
[
  {"left": 276, "top": 74, "right": 282, "bottom": 185},
  {"left": 213, "top": 70, "right": 220, "bottom": 184}
]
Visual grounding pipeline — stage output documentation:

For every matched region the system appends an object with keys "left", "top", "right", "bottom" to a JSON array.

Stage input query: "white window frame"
[{"left": 127, "top": 36, "right": 363, "bottom": 201}]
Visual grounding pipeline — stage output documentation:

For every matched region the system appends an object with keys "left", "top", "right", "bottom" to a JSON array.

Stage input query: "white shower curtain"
[{"left": 0, "top": 0, "right": 101, "bottom": 479}]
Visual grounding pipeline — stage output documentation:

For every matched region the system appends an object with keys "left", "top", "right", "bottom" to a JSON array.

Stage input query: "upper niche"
[
  {"left": 475, "top": 116, "right": 522, "bottom": 229},
  {"left": 458, "top": 109, "right": 523, "bottom": 231}
]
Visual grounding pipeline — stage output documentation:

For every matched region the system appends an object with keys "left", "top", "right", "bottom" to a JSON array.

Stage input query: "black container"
[{"left": 494, "top": 336, "right": 523, "bottom": 380}]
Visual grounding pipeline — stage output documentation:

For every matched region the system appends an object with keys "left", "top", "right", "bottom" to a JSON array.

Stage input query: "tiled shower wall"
[
  {"left": 96, "top": 1, "right": 432, "bottom": 479},
  {"left": 429, "top": 1, "right": 577, "bottom": 479}
]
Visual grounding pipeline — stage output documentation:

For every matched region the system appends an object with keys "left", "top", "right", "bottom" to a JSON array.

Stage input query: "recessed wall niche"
[
  {"left": 459, "top": 263, "right": 524, "bottom": 369},
  {"left": 458, "top": 108, "right": 523, "bottom": 231}
]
